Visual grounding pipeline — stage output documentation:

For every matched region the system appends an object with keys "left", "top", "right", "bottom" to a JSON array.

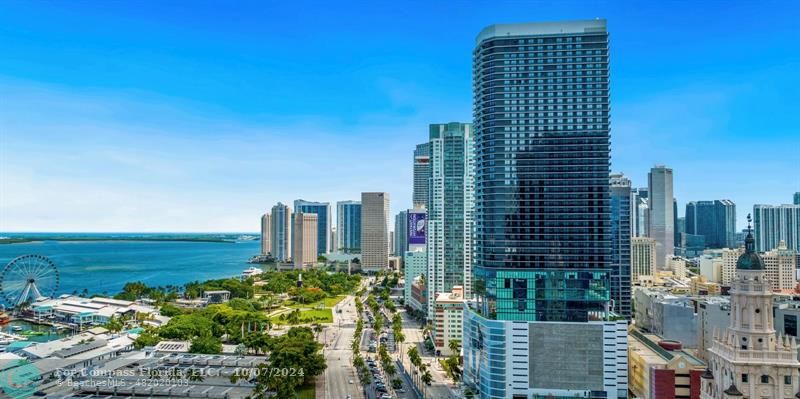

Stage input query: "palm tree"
[
  {"left": 312, "top": 323, "right": 323, "bottom": 339},
  {"left": 421, "top": 370, "right": 433, "bottom": 385},
  {"left": 448, "top": 339, "right": 461, "bottom": 355}
]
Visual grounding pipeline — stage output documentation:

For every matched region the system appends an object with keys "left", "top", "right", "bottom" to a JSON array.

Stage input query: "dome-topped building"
[
  {"left": 736, "top": 214, "right": 765, "bottom": 270},
  {"left": 702, "top": 213, "right": 800, "bottom": 399}
]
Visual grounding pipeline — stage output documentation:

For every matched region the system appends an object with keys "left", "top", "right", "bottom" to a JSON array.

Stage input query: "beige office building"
[
  {"left": 720, "top": 247, "right": 743, "bottom": 285},
  {"left": 763, "top": 240, "right": 797, "bottom": 291},
  {"left": 361, "top": 192, "right": 390, "bottom": 273},
  {"left": 632, "top": 237, "right": 657, "bottom": 286},
  {"left": 293, "top": 213, "right": 318, "bottom": 269},
  {"left": 432, "top": 286, "right": 465, "bottom": 357},
  {"left": 260, "top": 213, "right": 271, "bottom": 255}
]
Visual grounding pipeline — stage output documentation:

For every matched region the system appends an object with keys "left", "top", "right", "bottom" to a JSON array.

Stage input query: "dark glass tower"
[
  {"left": 610, "top": 173, "right": 631, "bottom": 318},
  {"left": 472, "top": 20, "right": 611, "bottom": 322}
]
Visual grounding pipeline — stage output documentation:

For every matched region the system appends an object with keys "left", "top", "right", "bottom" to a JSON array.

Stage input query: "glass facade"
[
  {"left": 427, "top": 122, "right": 475, "bottom": 313},
  {"left": 685, "top": 199, "right": 736, "bottom": 249},
  {"left": 413, "top": 143, "right": 431, "bottom": 209},
  {"left": 294, "top": 200, "right": 331, "bottom": 255},
  {"left": 394, "top": 210, "right": 408, "bottom": 258},
  {"left": 472, "top": 21, "right": 611, "bottom": 322},
  {"left": 463, "top": 309, "right": 509, "bottom": 399},
  {"left": 610, "top": 173, "right": 631, "bottom": 318},
  {"left": 336, "top": 201, "right": 361, "bottom": 252}
]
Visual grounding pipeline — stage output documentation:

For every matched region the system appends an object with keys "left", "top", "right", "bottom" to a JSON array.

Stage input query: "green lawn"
[
  {"left": 270, "top": 308, "right": 333, "bottom": 325},
  {"left": 296, "top": 382, "right": 315, "bottom": 399},
  {"left": 299, "top": 308, "right": 333, "bottom": 323}
]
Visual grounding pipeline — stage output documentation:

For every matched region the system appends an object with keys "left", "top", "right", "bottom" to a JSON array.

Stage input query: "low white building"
[{"left": 31, "top": 295, "right": 162, "bottom": 328}]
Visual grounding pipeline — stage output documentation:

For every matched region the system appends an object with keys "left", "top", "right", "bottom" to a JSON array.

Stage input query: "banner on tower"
[{"left": 408, "top": 211, "right": 426, "bottom": 245}]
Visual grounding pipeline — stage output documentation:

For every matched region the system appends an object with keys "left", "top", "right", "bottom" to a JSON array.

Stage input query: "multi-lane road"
[{"left": 320, "top": 295, "right": 364, "bottom": 399}]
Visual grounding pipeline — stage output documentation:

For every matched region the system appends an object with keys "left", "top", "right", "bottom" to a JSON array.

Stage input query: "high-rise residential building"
[
  {"left": 464, "top": 20, "right": 627, "bottom": 399},
  {"left": 631, "top": 187, "right": 650, "bottom": 237},
  {"left": 753, "top": 203, "right": 800, "bottom": 253},
  {"left": 701, "top": 221, "right": 800, "bottom": 399},
  {"left": 292, "top": 213, "right": 318, "bottom": 269},
  {"left": 685, "top": 200, "right": 736, "bottom": 249},
  {"left": 336, "top": 200, "right": 361, "bottom": 253},
  {"left": 361, "top": 192, "right": 389, "bottom": 272},
  {"left": 413, "top": 143, "right": 431, "bottom": 209},
  {"left": 270, "top": 202, "right": 292, "bottom": 261},
  {"left": 426, "top": 122, "right": 475, "bottom": 316},
  {"left": 762, "top": 240, "right": 797, "bottom": 291},
  {"left": 293, "top": 200, "right": 331, "bottom": 255},
  {"left": 610, "top": 173, "right": 632, "bottom": 318},
  {"left": 631, "top": 237, "right": 656, "bottom": 286},
  {"left": 260, "top": 213, "right": 271, "bottom": 256},
  {"left": 648, "top": 165, "right": 674, "bottom": 269}
]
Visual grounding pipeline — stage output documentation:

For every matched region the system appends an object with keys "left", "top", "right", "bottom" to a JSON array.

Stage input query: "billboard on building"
[{"left": 408, "top": 211, "right": 426, "bottom": 245}]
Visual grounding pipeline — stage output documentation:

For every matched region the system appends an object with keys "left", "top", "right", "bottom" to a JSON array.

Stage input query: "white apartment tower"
[
  {"left": 271, "top": 202, "right": 292, "bottom": 261},
  {"left": 260, "top": 213, "right": 271, "bottom": 256},
  {"left": 426, "top": 122, "right": 474, "bottom": 316}
]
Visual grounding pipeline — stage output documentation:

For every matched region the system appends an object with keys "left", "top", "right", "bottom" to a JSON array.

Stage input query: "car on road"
[
  {"left": 380, "top": 394, "right": 393, "bottom": 399},
  {"left": 348, "top": 379, "right": 353, "bottom": 384}
]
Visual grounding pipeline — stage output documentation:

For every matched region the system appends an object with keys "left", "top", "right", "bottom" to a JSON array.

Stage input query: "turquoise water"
[
  {"left": 0, "top": 237, "right": 260, "bottom": 299},
  {"left": 1, "top": 320, "right": 70, "bottom": 343}
]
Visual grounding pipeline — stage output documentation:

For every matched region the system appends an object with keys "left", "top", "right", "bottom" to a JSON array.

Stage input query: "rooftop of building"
[
  {"left": 476, "top": 19, "right": 607, "bottom": 44},
  {"left": 435, "top": 286, "right": 465, "bottom": 304},
  {"left": 629, "top": 328, "right": 705, "bottom": 367}
]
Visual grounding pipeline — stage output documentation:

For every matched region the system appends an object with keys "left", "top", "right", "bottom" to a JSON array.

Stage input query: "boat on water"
[
  {"left": 242, "top": 266, "right": 264, "bottom": 279},
  {"left": 11, "top": 326, "right": 23, "bottom": 332}
]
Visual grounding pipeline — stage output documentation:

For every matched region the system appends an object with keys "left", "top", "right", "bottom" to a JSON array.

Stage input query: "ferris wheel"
[{"left": 0, "top": 255, "right": 60, "bottom": 308}]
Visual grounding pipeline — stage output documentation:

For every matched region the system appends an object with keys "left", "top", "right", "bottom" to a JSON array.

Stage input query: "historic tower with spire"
[{"left": 702, "top": 215, "right": 800, "bottom": 399}]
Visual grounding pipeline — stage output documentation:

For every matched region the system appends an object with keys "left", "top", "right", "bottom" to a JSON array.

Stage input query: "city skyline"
[{"left": 2, "top": 2, "right": 799, "bottom": 232}]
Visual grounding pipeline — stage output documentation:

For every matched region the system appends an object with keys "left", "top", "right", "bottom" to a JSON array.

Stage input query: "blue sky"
[{"left": 1, "top": 0, "right": 798, "bottom": 232}]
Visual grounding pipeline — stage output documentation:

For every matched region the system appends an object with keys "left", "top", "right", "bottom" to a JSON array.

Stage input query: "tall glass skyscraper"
[
  {"left": 426, "top": 122, "right": 474, "bottom": 315},
  {"left": 610, "top": 173, "right": 631, "bottom": 318},
  {"left": 472, "top": 21, "right": 612, "bottom": 323},
  {"left": 336, "top": 200, "right": 361, "bottom": 253},
  {"left": 685, "top": 199, "right": 736, "bottom": 248},
  {"left": 464, "top": 20, "right": 627, "bottom": 399},
  {"left": 294, "top": 199, "right": 331, "bottom": 255},
  {"left": 648, "top": 165, "right": 674, "bottom": 269}
]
